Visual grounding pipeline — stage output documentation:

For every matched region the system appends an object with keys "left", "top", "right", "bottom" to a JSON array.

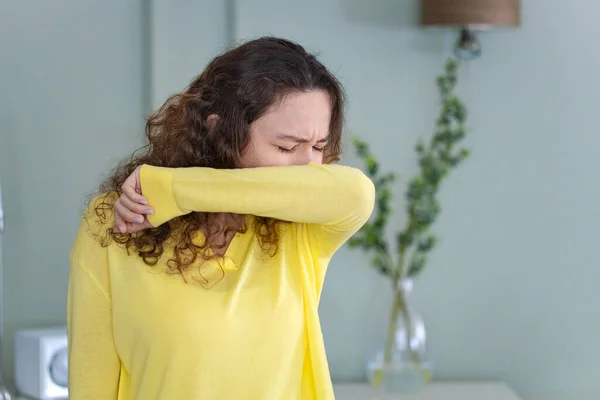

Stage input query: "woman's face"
[{"left": 240, "top": 90, "right": 332, "bottom": 168}]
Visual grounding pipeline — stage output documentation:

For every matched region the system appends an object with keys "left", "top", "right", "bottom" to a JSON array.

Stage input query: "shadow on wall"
[{"left": 336, "top": 0, "right": 447, "bottom": 54}]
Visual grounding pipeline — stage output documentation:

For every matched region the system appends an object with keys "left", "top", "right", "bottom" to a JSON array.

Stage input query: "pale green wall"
[
  {"left": 0, "top": 0, "right": 147, "bottom": 384},
  {"left": 149, "top": 0, "right": 230, "bottom": 108},
  {"left": 1, "top": 1, "right": 598, "bottom": 400}
]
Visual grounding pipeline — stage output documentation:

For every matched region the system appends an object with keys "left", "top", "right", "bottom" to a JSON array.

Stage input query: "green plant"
[{"left": 348, "top": 56, "right": 470, "bottom": 382}]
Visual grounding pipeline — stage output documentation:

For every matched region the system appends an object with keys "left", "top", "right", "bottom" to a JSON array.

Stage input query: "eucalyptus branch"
[
  {"left": 347, "top": 57, "right": 471, "bottom": 383},
  {"left": 348, "top": 56, "right": 469, "bottom": 281}
]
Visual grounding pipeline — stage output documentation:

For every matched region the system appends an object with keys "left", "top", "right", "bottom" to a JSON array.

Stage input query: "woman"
[{"left": 68, "top": 36, "right": 374, "bottom": 400}]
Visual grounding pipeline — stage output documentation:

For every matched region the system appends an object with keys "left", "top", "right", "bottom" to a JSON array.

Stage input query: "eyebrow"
[{"left": 276, "top": 134, "right": 329, "bottom": 143}]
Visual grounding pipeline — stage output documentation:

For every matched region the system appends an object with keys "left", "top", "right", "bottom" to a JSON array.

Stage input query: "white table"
[{"left": 334, "top": 381, "right": 522, "bottom": 400}]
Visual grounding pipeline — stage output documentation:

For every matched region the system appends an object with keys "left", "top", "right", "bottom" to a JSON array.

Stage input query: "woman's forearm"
[{"left": 140, "top": 162, "right": 374, "bottom": 230}]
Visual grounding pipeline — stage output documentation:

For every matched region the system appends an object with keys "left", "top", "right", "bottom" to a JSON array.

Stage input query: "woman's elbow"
[{"left": 347, "top": 169, "right": 376, "bottom": 225}]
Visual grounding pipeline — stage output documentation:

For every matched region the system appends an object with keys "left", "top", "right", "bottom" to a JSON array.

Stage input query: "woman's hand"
[{"left": 113, "top": 166, "right": 154, "bottom": 233}]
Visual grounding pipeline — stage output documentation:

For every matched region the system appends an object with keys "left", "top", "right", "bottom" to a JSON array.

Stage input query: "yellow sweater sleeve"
[
  {"left": 140, "top": 162, "right": 375, "bottom": 258},
  {"left": 67, "top": 206, "right": 121, "bottom": 399}
]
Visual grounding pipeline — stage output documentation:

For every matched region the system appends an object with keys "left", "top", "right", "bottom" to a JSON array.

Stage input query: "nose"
[{"left": 294, "top": 148, "right": 319, "bottom": 165}]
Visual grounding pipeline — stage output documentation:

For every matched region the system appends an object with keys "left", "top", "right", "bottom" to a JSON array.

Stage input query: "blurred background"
[{"left": 0, "top": 1, "right": 598, "bottom": 399}]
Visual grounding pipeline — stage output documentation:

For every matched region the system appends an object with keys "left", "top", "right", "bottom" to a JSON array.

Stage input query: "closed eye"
[
  {"left": 276, "top": 144, "right": 326, "bottom": 153},
  {"left": 277, "top": 146, "right": 297, "bottom": 153}
]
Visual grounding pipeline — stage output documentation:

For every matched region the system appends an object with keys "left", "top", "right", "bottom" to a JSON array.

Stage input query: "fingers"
[
  {"left": 115, "top": 198, "right": 144, "bottom": 223},
  {"left": 122, "top": 175, "right": 147, "bottom": 205},
  {"left": 113, "top": 211, "right": 127, "bottom": 234},
  {"left": 113, "top": 197, "right": 155, "bottom": 234},
  {"left": 113, "top": 166, "right": 154, "bottom": 234},
  {"left": 133, "top": 219, "right": 154, "bottom": 232},
  {"left": 119, "top": 192, "right": 154, "bottom": 216},
  {"left": 123, "top": 219, "right": 153, "bottom": 234},
  {"left": 113, "top": 220, "right": 153, "bottom": 234},
  {"left": 113, "top": 199, "right": 145, "bottom": 233}
]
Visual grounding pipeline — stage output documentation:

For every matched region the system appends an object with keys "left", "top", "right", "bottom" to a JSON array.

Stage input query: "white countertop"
[
  {"left": 333, "top": 381, "right": 522, "bottom": 400},
  {"left": 15, "top": 381, "right": 521, "bottom": 400}
]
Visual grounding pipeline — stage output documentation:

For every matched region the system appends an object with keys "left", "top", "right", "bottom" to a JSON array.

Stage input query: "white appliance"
[
  {"left": 14, "top": 327, "right": 68, "bottom": 399},
  {"left": 0, "top": 176, "right": 14, "bottom": 400}
]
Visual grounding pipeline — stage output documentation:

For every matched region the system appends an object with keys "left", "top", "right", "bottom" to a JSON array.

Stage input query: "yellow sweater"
[{"left": 67, "top": 162, "right": 375, "bottom": 400}]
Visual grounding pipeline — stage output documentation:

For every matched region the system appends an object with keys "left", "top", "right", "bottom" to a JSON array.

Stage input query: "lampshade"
[{"left": 421, "top": 0, "right": 520, "bottom": 27}]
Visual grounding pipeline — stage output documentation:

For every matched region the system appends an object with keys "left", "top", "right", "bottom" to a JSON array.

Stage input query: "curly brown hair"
[{"left": 91, "top": 36, "right": 346, "bottom": 279}]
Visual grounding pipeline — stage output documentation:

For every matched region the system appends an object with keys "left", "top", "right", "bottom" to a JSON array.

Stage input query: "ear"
[{"left": 206, "top": 114, "right": 220, "bottom": 130}]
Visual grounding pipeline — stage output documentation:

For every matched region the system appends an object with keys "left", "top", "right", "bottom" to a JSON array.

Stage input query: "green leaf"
[
  {"left": 417, "top": 235, "right": 438, "bottom": 252},
  {"left": 366, "top": 231, "right": 378, "bottom": 247},
  {"left": 397, "top": 231, "right": 414, "bottom": 249},
  {"left": 407, "top": 252, "right": 427, "bottom": 277},
  {"left": 423, "top": 157, "right": 449, "bottom": 184},
  {"left": 365, "top": 156, "right": 378, "bottom": 176},
  {"left": 453, "top": 126, "right": 467, "bottom": 142},
  {"left": 372, "top": 252, "right": 391, "bottom": 276},
  {"left": 379, "top": 186, "right": 392, "bottom": 202},
  {"left": 375, "top": 239, "right": 389, "bottom": 253},
  {"left": 406, "top": 177, "right": 426, "bottom": 202},
  {"left": 377, "top": 172, "right": 396, "bottom": 186},
  {"left": 415, "top": 141, "right": 425, "bottom": 154},
  {"left": 412, "top": 196, "right": 440, "bottom": 226},
  {"left": 352, "top": 138, "right": 370, "bottom": 160},
  {"left": 452, "top": 98, "right": 467, "bottom": 122},
  {"left": 433, "top": 128, "right": 452, "bottom": 143},
  {"left": 445, "top": 57, "right": 459, "bottom": 73},
  {"left": 347, "top": 236, "right": 362, "bottom": 248}
]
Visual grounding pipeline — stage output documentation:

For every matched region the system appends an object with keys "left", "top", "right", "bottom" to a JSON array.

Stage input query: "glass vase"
[{"left": 366, "top": 278, "right": 433, "bottom": 394}]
